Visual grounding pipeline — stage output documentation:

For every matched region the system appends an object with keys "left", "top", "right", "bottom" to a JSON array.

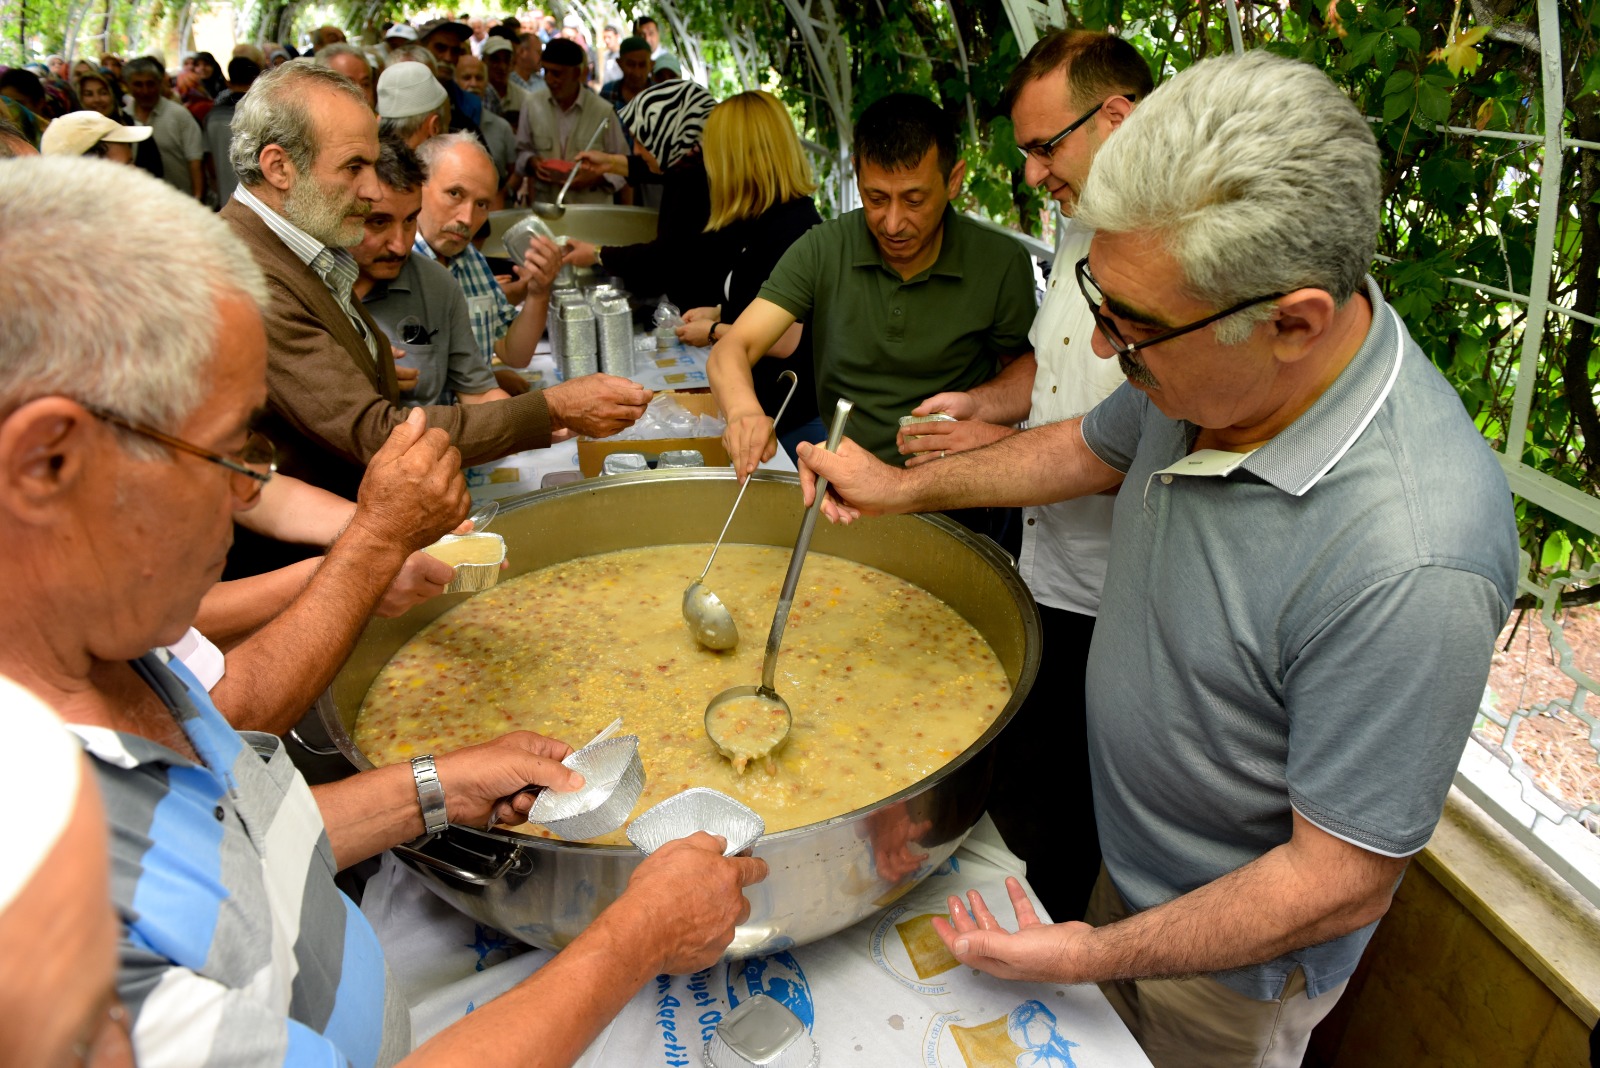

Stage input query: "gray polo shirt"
[
  {"left": 361, "top": 253, "right": 497, "bottom": 407},
  {"left": 1080, "top": 278, "right": 1517, "bottom": 1001}
]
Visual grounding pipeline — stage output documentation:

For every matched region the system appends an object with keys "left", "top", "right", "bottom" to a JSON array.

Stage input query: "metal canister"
[
  {"left": 595, "top": 296, "right": 635, "bottom": 378},
  {"left": 560, "top": 301, "right": 598, "bottom": 379},
  {"left": 549, "top": 290, "right": 590, "bottom": 374}
]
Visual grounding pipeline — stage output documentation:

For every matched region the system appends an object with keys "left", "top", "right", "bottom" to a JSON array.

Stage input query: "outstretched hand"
[{"left": 930, "top": 877, "right": 1094, "bottom": 984}]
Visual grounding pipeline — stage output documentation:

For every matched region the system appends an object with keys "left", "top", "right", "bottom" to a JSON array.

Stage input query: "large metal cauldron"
[{"left": 317, "top": 469, "right": 1040, "bottom": 957}]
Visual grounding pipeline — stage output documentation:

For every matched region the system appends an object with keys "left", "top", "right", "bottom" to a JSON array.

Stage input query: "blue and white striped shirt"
[
  {"left": 72, "top": 653, "right": 411, "bottom": 1067},
  {"left": 414, "top": 235, "right": 518, "bottom": 364}
]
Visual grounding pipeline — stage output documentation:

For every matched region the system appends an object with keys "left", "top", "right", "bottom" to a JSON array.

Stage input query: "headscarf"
[{"left": 620, "top": 79, "right": 714, "bottom": 171}]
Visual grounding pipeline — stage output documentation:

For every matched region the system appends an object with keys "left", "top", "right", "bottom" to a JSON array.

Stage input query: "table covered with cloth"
[{"left": 361, "top": 815, "right": 1152, "bottom": 1067}]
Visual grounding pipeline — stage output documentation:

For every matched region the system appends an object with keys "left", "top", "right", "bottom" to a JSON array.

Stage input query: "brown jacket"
[{"left": 221, "top": 197, "right": 552, "bottom": 504}]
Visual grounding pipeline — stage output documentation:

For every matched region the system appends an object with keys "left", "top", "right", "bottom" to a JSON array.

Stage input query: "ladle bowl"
[
  {"left": 681, "top": 369, "right": 799, "bottom": 651},
  {"left": 703, "top": 398, "right": 852, "bottom": 768}
]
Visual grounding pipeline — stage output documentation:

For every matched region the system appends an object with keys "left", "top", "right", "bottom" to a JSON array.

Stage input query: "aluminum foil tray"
[
  {"left": 422, "top": 533, "right": 506, "bottom": 594},
  {"left": 704, "top": 994, "right": 819, "bottom": 1068},
  {"left": 626, "top": 788, "right": 764, "bottom": 857},
  {"left": 528, "top": 735, "right": 645, "bottom": 840}
]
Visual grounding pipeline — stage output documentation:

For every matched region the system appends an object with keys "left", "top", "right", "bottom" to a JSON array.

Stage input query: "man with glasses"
[
  {"left": 0, "top": 156, "right": 766, "bottom": 1068},
  {"left": 895, "top": 30, "right": 1151, "bottom": 929},
  {"left": 799, "top": 52, "right": 1517, "bottom": 1068}
]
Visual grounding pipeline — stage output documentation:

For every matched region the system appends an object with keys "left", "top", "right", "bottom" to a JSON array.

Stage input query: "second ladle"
[
  {"left": 704, "top": 397, "right": 852, "bottom": 772},
  {"left": 682, "top": 369, "right": 800, "bottom": 651}
]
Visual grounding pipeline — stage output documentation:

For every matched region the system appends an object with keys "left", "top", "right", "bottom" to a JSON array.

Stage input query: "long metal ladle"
[
  {"left": 531, "top": 118, "right": 609, "bottom": 221},
  {"left": 704, "top": 398, "right": 852, "bottom": 771},
  {"left": 682, "top": 369, "right": 800, "bottom": 651}
]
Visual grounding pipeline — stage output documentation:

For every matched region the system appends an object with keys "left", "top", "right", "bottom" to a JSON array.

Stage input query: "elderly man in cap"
[
  {"left": 482, "top": 34, "right": 527, "bottom": 116},
  {"left": 0, "top": 156, "right": 766, "bottom": 1068},
  {"left": 419, "top": 17, "right": 483, "bottom": 129},
  {"left": 40, "top": 109, "right": 153, "bottom": 162},
  {"left": 377, "top": 59, "right": 452, "bottom": 146},
  {"left": 220, "top": 62, "right": 646, "bottom": 575},
  {"left": 800, "top": 52, "right": 1518, "bottom": 1068},
  {"left": 384, "top": 22, "right": 419, "bottom": 53},
  {"left": 515, "top": 36, "right": 628, "bottom": 205},
  {"left": 317, "top": 41, "right": 378, "bottom": 110}
]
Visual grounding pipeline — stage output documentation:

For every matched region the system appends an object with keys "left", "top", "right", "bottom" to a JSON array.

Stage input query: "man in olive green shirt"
[{"left": 710, "top": 94, "right": 1037, "bottom": 485}]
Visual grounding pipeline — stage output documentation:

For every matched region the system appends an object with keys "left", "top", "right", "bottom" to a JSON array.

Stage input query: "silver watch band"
[{"left": 411, "top": 754, "right": 449, "bottom": 836}]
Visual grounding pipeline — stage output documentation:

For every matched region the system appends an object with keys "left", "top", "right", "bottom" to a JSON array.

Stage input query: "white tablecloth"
[{"left": 362, "top": 816, "right": 1151, "bottom": 1067}]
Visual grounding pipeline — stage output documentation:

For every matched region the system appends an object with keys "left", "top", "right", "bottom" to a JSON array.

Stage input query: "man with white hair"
[
  {"left": 377, "top": 58, "right": 453, "bottom": 146},
  {"left": 801, "top": 51, "right": 1518, "bottom": 1067},
  {"left": 220, "top": 62, "right": 645, "bottom": 575},
  {"left": 0, "top": 157, "right": 766, "bottom": 1067}
]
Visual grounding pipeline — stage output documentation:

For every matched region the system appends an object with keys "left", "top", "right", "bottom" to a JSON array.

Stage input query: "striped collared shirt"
[
  {"left": 414, "top": 234, "right": 518, "bottom": 362},
  {"left": 234, "top": 185, "right": 380, "bottom": 363},
  {"left": 71, "top": 652, "right": 411, "bottom": 1067}
]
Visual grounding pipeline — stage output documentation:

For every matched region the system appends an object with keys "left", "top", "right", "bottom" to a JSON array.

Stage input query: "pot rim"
[{"left": 320, "top": 468, "right": 1042, "bottom": 852}]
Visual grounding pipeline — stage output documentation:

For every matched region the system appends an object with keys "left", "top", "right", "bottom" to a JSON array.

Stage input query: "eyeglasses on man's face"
[
  {"left": 82, "top": 403, "right": 277, "bottom": 502},
  {"left": 1017, "top": 94, "right": 1137, "bottom": 164},
  {"left": 1074, "top": 256, "right": 1285, "bottom": 359}
]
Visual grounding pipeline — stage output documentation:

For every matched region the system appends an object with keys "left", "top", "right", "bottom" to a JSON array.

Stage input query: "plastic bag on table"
[{"left": 652, "top": 299, "right": 686, "bottom": 330}]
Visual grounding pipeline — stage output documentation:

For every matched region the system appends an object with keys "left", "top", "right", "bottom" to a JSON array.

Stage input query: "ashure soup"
[{"left": 355, "top": 544, "right": 1010, "bottom": 844}]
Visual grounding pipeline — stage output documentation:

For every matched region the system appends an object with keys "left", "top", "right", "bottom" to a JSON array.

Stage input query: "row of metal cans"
[{"left": 551, "top": 282, "right": 634, "bottom": 380}]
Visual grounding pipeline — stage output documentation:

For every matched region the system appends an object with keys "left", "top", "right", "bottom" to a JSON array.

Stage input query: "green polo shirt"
[{"left": 758, "top": 207, "right": 1036, "bottom": 462}]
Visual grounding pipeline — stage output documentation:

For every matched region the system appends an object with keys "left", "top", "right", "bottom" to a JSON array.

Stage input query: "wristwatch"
[
  {"left": 411, "top": 754, "right": 449, "bottom": 836},
  {"left": 594, "top": 245, "right": 605, "bottom": 270}
]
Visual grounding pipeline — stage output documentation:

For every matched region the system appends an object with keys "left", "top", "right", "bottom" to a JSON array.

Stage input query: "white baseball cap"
[
  {"left": 385, "top": 23, "right": 419, "bottom": 42},
  {"left": 377, "top": 60, "right": 448, "bottom": 119},
  {"left": 40, "top": 111, "right": 153, "bottom": 157},
  {"left": 482, "top": 36, "right": 513, "bottom": 57}
]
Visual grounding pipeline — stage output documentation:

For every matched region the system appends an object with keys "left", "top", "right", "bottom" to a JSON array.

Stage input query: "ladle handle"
[
  {"left": 557, "top": 118, "right": 608, "bottom": 206},
  {"left": 697, "top": 370, "right": 800, "bottom": 584},
  {"left": 759, "top": 398, "right": 853, "bottom": 692}
]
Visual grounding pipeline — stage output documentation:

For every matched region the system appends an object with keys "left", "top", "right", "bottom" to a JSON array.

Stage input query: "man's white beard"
[{"left": 282, "top": 171, "right": 360, "bottom": 248}]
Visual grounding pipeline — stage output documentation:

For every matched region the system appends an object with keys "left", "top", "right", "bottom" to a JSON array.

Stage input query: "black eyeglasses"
[
  {"left": 1074, "top": 256, "right": 1284, "bottom": 358},
  {"left": 1019, "top": 94, "right": 1137, "bottom": 163},
  {"left": 82, "top": 403, "right": 277, "bottom": 501}
]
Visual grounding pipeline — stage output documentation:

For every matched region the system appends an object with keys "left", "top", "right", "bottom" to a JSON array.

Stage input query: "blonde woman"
[{"left": 676, "top": 90, "right": 823, "bottom": 453}]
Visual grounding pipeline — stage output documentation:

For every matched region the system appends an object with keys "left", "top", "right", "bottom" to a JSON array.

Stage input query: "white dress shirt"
[{"left": 1017, "top": 219, "right": 1127, "bottom": 616}]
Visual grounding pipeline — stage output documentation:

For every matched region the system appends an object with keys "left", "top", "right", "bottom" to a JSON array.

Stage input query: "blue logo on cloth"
[
  {"left": 467, "top": 924, "right": 515, "bottom": 972},
  {"left": 1008, "top": 1000, "right": 1079, "bottom": 1068},
  {"left": 727, "top": 951, "right": 815, "bottom": 1029}
]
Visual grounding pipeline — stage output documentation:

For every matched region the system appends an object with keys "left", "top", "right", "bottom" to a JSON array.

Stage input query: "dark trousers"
[{"left": 986, "top": 602, "right": 1100, "bottom": 923}]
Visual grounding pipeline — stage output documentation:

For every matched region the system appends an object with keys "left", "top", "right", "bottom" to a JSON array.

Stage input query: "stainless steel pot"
[{"left": 316, "top": 470, "right": 1040, "bottom": 956}]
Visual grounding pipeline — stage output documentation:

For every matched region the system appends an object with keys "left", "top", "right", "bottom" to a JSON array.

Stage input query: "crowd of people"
[
  {"left": 0, "top": 9, "right": 684, "bottom": 209},
  {"left": 0, "top": 12, "right": 1518, "bottom": 1068}
]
